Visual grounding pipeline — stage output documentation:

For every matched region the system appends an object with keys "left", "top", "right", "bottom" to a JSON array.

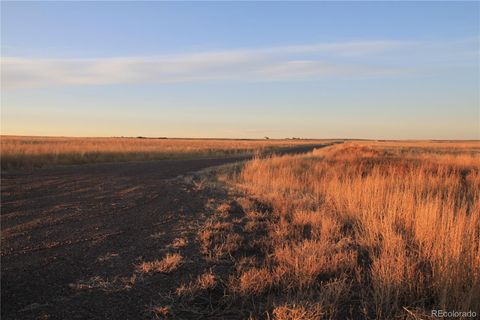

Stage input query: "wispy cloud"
[{"left": 1, "top": 39, "right": 474, "bottom": 89}]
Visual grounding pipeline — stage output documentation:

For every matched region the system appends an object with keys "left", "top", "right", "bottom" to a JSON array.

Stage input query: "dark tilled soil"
[{"left": 1, "top": 146, "right": 321, "bottom": 320}]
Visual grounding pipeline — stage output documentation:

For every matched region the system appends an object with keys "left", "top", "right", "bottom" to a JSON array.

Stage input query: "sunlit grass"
[
  {"left": 1, "top": 135, "right": 327, "bottom": 169},
  {"left": 235, "top": 141, "right": 480, "bottom": 318}
]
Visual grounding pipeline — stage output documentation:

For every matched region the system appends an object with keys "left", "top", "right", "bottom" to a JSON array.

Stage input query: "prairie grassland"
[
  {"left": 0, "top": 135, "right": 325, "bottom": 170},
  {"left": 230, "top": 141, "right": 480, "bottom": 318}
]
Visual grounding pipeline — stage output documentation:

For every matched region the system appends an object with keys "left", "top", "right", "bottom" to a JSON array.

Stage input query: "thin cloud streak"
[{"left": 1, "top": 39, "right": 472, "bottom": 89}]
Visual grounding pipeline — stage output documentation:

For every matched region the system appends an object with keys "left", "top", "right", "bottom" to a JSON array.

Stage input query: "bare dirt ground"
[{"left": 1, "top": 145, "right": 321, "bottom": 320}]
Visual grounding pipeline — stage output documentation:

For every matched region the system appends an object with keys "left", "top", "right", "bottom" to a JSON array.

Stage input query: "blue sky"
[{"left": 1, "top": 1, "right": 479, "bottom": 139}]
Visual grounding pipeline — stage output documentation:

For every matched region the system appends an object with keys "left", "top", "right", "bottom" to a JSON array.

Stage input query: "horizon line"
[{"left": 1, "top": 134, "right": 478, "bottom": 142}]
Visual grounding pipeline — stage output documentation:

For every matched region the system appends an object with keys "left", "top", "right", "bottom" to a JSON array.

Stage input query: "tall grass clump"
[{"left": 237, "top": 141, "right": 480, "bottom": 318}]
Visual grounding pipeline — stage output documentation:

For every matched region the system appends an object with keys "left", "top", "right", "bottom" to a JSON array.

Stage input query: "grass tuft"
[{"left": 137, "top": 253, "right": 183, "bottom": 274}]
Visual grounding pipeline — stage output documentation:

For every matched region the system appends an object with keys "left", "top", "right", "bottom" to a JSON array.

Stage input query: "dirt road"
[{"left": 1, "top": 145, "right": 323, "bottom": 319}]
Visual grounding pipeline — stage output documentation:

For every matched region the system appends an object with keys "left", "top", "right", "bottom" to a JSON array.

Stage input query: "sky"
[{"left": 1, "top": 1, "right": 479, "bottom": 139}]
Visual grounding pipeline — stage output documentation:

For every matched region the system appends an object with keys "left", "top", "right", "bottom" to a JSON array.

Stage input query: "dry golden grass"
[
  {"left": 151, "top": 305, "right": 171, "bottom": 319},
  {"left": 234, "top": 141, "right": 480, "bottom": 318},
  {"left": 0, "top": 135, "right": 327, "bottom": 169},
  {"left": 236, "top": 267, "right": 273, "bottom": 296},
  {"left": 176, "top": 270, "right": 217, "bottom": 298},
  {"left": 195, "top": 270, "right": 217, "bottom": 291},
  {"left": 197, "top": 207, "right": 247, "bottom": 261},
  {"left": 170, "top": 237, "right": 188, "bottom": 249},
  {"left": 272, "top": 303, "right": 324, "bottom": 320},
  {"left": 136, "top": 253, "right": 183, "bottom": 274}
]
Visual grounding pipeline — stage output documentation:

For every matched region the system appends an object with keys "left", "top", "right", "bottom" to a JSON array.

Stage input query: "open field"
[
  {"left": 2, "top": 140, "right": 479, "bottom": 319},
  {"left": 3, "top": 1, "right": 478, "bottom": 319},
  {"left": 0, "top": 136, "right": 330, "bottom": 170}
]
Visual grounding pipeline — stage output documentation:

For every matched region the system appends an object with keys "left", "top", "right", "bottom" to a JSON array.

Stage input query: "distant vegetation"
[{"left": 0, "top": 136, "right": 327, "bottom": 170}]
